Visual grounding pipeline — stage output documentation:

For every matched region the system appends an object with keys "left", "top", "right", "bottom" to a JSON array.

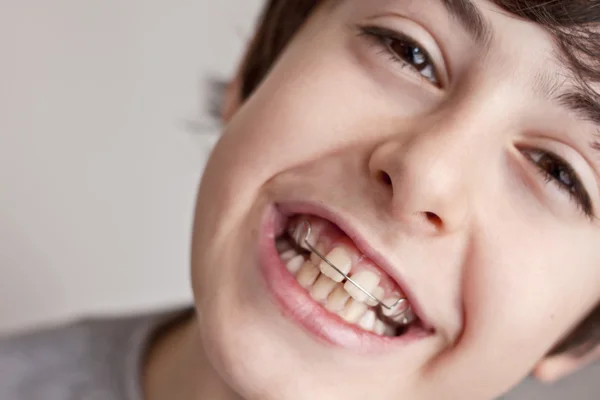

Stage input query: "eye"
[
  {"left": 357, "top": 25, "right": 440, "bottom": 87},
  {"left": 523, "top": 148, "right": 594, "bottom": 217}
]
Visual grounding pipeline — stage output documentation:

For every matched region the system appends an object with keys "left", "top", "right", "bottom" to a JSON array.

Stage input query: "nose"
[{"left": 368, "top": 127, "right": 471, "bottom": 235}]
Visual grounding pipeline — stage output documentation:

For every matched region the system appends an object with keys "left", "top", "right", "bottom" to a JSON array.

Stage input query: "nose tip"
[{"left": 369, "top": 140, "right": 468, "bottom": 235}]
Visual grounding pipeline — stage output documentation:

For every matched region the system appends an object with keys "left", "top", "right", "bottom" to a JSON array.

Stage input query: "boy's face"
[{"left": 191, "top": 0, "right": 600, "bottom": 398}]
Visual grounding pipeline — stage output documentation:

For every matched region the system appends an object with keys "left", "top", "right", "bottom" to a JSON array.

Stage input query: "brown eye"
[
  {"left": 383, "top": 37, "right": 437, "bottom": 84},
  {"left": 524, "top": 148, "right": 593, "bottom": 217},
  {"left": 358, "top": 25, "right": 439, "bottom": 86}
]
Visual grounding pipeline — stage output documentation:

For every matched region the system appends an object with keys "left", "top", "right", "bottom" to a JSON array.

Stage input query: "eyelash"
[
  {"left": 523, "top": 148, "right": 594, "bottom": 218},
  {"left": 355, "top": 25, "right": 594, "bottom": 219},
  {"left": 356, "top": 25, "right": 440, "bottom": 87}
]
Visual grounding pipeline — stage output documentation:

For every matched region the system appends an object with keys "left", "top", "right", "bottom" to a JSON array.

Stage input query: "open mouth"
[{"left": 266, "top": 206, "right": 432, "bottom": 343}]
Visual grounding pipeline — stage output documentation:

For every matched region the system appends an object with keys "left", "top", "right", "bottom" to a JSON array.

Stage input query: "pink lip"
[
  {"left": 276, "top": 201, "right": 433, "bottom": 333},
  {"left": 259, "top": 203, "right": 433, "bottom": 352}
]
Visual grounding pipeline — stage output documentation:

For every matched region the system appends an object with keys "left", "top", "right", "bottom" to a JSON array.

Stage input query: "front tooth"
[
  {"left": 344, "top": 270, "right": 380, "bottom": 303},
  {"left": 358, "top": 310, "right": 376, "bottom": 331},
  {"left": 310, "top": 275, "right": 337, "bottom": 302},
  {"left": 339, "top": 299, "right": 368, "bottom": 323},
  {"left": 296, "top": 262, "right": 320, "bottom": 288},
  {"left": 310, "top": 243, "right": 326, "bottom": 266},
  {"left": 325, "top": 285, "right": 350, "bottom": 312},
  {"left": 280, "top": 249, "right": 297, "bottom": 262},
  {"left": 286, "top": 255, "right": 305, "bottom": 275},
  {"left": 319, "top": 247, "right": 352, "bottom": 282},
  {"left": 366, "top": 286, "right": 384, "bottom": 307}
]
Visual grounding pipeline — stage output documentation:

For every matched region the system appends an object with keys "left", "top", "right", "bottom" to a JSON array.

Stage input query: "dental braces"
[{"left": 294, "top": 220, "right": 413, "bottom": 325}]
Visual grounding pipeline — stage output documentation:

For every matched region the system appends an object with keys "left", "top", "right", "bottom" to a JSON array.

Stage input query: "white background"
[
  {"left": 0, "top": 1, "right": 598, "bottom": 398},
  {"left": 0, "top": 0, "right": 261, "bottom": 333}
]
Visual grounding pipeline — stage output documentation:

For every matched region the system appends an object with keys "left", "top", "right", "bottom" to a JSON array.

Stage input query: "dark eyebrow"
[
  {"left": 557, "top": 90, "right": 600, "bottom": 127},
  {"left": 440, "top": 0, "right": 494, "bottom": 46},
  {"left": 539, "top": 71, "right": 600, "bottom": 126},
  {"left": 440, "top": 1, "right": 600, "bottom": 128},
  {"left": 438, "top": 1, "right": 600, "bottom": 129}
]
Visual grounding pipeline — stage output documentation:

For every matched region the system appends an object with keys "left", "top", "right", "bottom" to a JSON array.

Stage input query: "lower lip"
[{"left": 258, "top": 204, "right": 427, "bottom": 353}]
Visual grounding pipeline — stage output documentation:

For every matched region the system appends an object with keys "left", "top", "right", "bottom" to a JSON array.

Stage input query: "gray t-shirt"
[
  {"left": 0, "top": 309, "right": 187, "bottom": 400},
  {"left": 0, "top": 308, "right": 598, "bottom": 400}
]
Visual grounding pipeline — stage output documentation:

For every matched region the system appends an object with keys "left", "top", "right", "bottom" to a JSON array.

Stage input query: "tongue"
[{"left": 288, "top": 215, "right": 412, "bottom": 323}]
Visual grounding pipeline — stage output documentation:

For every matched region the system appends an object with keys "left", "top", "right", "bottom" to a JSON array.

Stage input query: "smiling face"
[{"left": 190, "top": 0, "right": 600, "bottom": 399}]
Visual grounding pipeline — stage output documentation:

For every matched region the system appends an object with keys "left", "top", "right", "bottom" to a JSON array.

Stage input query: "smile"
[{"left": 259, "top": 203, "right": 434, "bottom": 351}]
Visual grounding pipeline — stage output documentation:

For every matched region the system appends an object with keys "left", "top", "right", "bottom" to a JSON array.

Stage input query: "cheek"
[
  {"left": 457, "top": 212, "right": 600, "bottom": 368},
  {"left": 456, "top": 166, "right": 600, "bottom": 357},
  {"left": 210, "top": 37, "right": 416, "bottom": 194},
  {"left": 426, "top": 224, "right": 591, "bottom": 392}
]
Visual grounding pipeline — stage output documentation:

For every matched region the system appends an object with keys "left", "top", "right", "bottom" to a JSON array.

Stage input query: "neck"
[{"left": 143, "top": 312, "right": 242, "bottom": 400}]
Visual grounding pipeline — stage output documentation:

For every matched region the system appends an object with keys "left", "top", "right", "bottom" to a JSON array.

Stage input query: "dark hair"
[{"left": 235, "top": 0, "right": 600, "bottom": 356}]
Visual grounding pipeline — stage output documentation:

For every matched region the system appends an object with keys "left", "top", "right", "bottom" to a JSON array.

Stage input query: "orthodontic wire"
[{"left": 296, "top": 220, "right": 412, "bottom": 320}]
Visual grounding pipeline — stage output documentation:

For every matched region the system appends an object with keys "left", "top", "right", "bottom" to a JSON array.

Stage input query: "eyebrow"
[
  {"left": 440, "top": 0, "right": 494, "bottom": 46},
  {"left": 558, "top": 90, "right": 600, "bottom": 127},
  {"left": 440, "top": 0, "right": 600, "bottom": 128}
]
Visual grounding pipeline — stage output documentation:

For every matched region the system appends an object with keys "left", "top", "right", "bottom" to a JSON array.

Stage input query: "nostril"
[
  {"left": 377, "top": 171, "right": 392, "bottom": 186},
  {"left": 424, "top": 211, "right": 442, "bottom": 228}
]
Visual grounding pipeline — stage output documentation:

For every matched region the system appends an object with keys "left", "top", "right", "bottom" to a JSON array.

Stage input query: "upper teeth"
[
  {"left": 305, "top": 226, "right": 405, "bottom": 314},
  {"left": 296, "top": 260, "right": 320, "bottom": 288},
  {"left": 318, "top": 247, "right": 352, "bottom": 282},
  {"left": 277, "top": 218, "right": 415, "bottom": 337},
  {"left": 310, "top": 275, "right": 338, "bottom": 302},
  {"left": 366, "top": 286, "right": 385, "bottom": 307},
  {"left": 344, "top": 269, "right": 381, "bottom": 304}
]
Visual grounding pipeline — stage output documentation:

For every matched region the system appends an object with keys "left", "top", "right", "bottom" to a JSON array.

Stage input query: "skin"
[{"left": 145, "top": 1, "right": 600, "bottom": 399}]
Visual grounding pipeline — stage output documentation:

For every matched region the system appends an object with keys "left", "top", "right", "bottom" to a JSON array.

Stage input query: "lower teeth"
[{"left": 277, "top": 237, "right": 403, "bottom": 337}]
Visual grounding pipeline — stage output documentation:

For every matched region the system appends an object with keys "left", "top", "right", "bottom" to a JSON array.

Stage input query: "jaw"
[
  {"left": 189, "top": 156, "right": 526, "bottom": 399},
  {"left": 189, "top": 185, "right": 535, "bottom": 400},
  {"left": 189, "top": 197, "right": 435, "bottom": 397}
]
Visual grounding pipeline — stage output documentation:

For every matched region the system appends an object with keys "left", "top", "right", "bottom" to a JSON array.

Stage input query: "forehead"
[{"left": 334, "top": 0, "right": 600, "bottom": 125}]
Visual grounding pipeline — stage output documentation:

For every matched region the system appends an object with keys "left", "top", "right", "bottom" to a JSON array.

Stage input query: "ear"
[{"left": 532, "top": 344, "right": 600, "bottom": 383}]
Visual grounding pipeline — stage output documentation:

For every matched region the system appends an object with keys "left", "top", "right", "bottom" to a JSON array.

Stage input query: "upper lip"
[{"left": 277, "top": 201, "right": 434, "bottom": 332}]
